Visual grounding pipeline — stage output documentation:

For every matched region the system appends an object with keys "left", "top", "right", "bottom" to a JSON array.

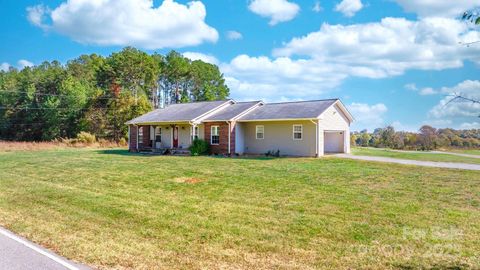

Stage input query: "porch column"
[
  {"left": 317, "top": 120, "right": 324, "bottom": 157},
  {"left": 152, "top": 125, "right": 156, "bottom": 149},
  {"left": 190, "top": 125, "right": 193, "bottom": 144}
]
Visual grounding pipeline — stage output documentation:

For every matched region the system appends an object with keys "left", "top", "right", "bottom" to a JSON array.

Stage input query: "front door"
[{"left": 173, "top": 126, "right": 179, "bottom": 148}]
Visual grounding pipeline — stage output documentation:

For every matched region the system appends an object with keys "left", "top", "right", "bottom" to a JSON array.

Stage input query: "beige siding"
[
  {"left": 318, "top": 104, "right": 349, "bottom": 130},
  {"left": 318, "top": 104, "right": 351, "bottom": 154},
  {"left": 156, "top": 125, "right": 171, "bottom": 148},
  {"left": 177, "top": 124, "right": 191, "bottom": 149},
  {"left": 242, "top": 120, "right": 317, "bottom": 156}
]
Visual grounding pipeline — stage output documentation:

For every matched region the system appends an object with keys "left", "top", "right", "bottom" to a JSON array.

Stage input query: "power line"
[
  {"left": 0, "top": 106, "right": 110, "bottom": 111},
  {"left": 0, "top": 90, "right": 117, "bottom": 100}
]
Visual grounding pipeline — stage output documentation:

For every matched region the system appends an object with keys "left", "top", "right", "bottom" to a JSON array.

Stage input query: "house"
[{"left": 125, "top": 98, "right": 354, "bottom": 157}]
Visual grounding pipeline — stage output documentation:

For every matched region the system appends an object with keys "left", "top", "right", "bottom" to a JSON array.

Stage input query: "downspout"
[
  {"left": 309, "top": 119, "right": 318, "bottom": 157},
  {"left": 227, "top": 121, "right": 231, "bottom": 155}
]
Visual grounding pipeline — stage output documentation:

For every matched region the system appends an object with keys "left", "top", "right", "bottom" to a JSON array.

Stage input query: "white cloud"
[
  {"left": 405, "top": 83, "right": 438, "bottom": 95},
  {"left": 313, "top": 1, "right": 322, "bottom": 13},
  {"left": 347, "top": 103, "right": 388, "bottom": 131},
  {"left": 26, "top": 5, "right": 50, "bottom": 30},
  {"left": 404, "top": 83, "right": 418, "bottom": 91},
  {"left": 419, "top": 87, "right": 437, "bottom": 95},
  {"left": 226, "top": 31, "right": 243, "bottom": 41},
  {"left": 182, "top": 52, "right": 219, "bottom": 65},
  {"left": 394, "top": 0, "right": 480, "bottom": 18},
  {"left": 391, "top": 121, "right": 417, "bottom": 132},
  {"left": 425, "top": 119, "right": 453, "bottom": 128},
  {"left": 223, "top": 17, "right": 480, "bottom": 102},
  {"left": 17, "top": 60, "right": 34, "bottom": 69},
  {"left": 460, "top": 122, "right": 480, "bottom": 129},
  {"left": 334, "top": 0, "right": 363, "bottom": 17},
  {"left": 429, "top": 80, "right": 480, "bottom": 120},
  {"left": 0, "top": 63, "right": 10, "bottom": 72},
  {"left": 27, "top": 0, "right": 218, "bottom": 49},
  {"left": 248, "top": 0, "right": 300, "bottom": 25},
  {"left": 221, "top": 55, "right": 348, "bottom": 101},
  {"left": 274, "top": 17, "right": 480, "bottom": 77},
  {"left": 0, "top": 60, "right": 34, "bottom": 71}
]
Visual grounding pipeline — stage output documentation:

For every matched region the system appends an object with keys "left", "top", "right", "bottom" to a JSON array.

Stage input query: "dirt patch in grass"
[{"left": 172, "top": 177, "right": 204, "bottom": 184}]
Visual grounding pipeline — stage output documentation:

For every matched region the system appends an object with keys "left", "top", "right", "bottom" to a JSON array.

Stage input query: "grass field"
[
  {"left": 352, "top": 147, "right": 480, "bottom": 164},
  {"left": 0, "top": 148, "right": 479, "bottom": 269}
]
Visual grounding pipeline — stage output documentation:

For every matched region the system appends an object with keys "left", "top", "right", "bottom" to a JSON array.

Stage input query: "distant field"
[
  {"left": 0, "top": 148, "right": 479, "bottom": 269},
  {"left": 448, "top": 149, "right": 480, "bottom": 156},
  {"left": 352, "top": 147, "right": 480, "bottom": 165}
]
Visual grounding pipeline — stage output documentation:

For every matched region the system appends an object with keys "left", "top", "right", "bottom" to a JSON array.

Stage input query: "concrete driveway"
[
  {"left": 0, "top": 227, "right": 90, "bottom": 270},
  {"left": 335, "top": 154, "right": 480, "bottom": 171}
]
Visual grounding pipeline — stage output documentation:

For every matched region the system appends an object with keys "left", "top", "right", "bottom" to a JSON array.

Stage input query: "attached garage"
[{"left": 324, "top": 131, "right": 345, "bottom": 153}]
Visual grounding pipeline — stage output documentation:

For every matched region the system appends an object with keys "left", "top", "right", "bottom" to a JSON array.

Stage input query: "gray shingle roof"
[
  {"left": 204, "top": 101, "right": 261, "bottom": 121},
  {"left": 126, "top": 100, "right": 231, "bottom": 124},
  {"left": 238, "top": 99, "right": 338, "bottom": 121}
]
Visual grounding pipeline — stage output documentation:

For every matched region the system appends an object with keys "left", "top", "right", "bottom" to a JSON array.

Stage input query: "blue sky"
[{"left": 1, "top": 0, "right": 479, "bottom": 131}]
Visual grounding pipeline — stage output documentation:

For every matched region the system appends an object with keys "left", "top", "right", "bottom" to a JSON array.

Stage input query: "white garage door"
[{"left": 324, "top": 131, "right": 345, "bottom": 153}]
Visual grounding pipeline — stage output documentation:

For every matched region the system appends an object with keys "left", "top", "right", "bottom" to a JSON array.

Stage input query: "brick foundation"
[
  {"left": 129, "top": 125, "right": 138, "bottom": 152},
  {"left": 141, "top": 125, "right": 151, "bottom": 147}
]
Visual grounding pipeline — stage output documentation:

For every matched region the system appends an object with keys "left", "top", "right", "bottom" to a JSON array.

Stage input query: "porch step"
[{"left": 171, "top": 149, "right": 191, "bottom": 156}]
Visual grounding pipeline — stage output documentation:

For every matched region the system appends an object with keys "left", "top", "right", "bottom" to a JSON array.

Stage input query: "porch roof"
[{"left": 126, "top": 100, "right": 232, "bottom": 125}]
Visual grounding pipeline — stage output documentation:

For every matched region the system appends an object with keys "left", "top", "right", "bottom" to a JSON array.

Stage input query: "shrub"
[
  {"left": 76, "top": 132, "right": 96, "bottom": 144},
  {"left": 265, "top": 149, "right": 280, "bottom": 157},
  {"left": 118, "top": 137, "right": 127, "bottom": 146},
  {"left": 189, "top": 139, "right": 209, "bottom": 156}
]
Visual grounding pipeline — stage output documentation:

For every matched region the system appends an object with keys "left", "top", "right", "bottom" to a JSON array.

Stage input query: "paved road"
[
  {"left": 359, "top": 147, "right": 480, "bottom": 159},
  {"left": 335, "top": 154, "right": 480, "bottom": 171},
  {"left": 0, "top": 227, "right": 90, "bottom": 270}
]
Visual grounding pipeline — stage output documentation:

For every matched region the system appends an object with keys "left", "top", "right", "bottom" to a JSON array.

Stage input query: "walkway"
[
  {"left": 0, "top": 227, "right": 90, "bottom": 270},
  {"left": 335, "top": 154, "right": 480, "bottom": 171}
]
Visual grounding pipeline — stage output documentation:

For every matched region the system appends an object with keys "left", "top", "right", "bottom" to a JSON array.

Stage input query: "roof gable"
[{"left": 204, "top": 101, "right": 262, "bottom": 121}]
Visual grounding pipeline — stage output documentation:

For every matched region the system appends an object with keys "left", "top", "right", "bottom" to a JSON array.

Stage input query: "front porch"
[
  {"left": 128, "top": 122, "right": 204, "bottom": 153},
  {"left": 137, "top": 147, "right": 192, "bottom": 156}
]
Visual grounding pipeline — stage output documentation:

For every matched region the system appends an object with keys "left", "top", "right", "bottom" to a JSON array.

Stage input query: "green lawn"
[
  {"left": 353, "top": 147, "right": 480, "bottom": 164},
  {"left": 0, "top": 148, "right": 479, "bottom": 269}
]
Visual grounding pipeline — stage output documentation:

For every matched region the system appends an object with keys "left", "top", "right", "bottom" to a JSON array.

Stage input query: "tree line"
[
  {"left": 351, "top": 125, "right": 480, "bottom": 150},
  {"left": 0, "top": 47, "right": 229, "bottom": 141}
]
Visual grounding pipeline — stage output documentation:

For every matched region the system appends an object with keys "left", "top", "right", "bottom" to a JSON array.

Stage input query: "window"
[
  {"left": 138, "top": 126, "right": 144, "bottom": 143},
  {"left": 293, "top": 125, "right": 303, "bottom": 140},
  {"left": 256, "top": 125, "right": 264, "bottom": 140},
  {"left": 194, "top": 126, "right": 199, "bottom": 140},
  {"left": 155, "top": 127, "right": 161, "bottom": 142},
  {"left": 211, "top": 126, "right": 220, "bottom": 145}
]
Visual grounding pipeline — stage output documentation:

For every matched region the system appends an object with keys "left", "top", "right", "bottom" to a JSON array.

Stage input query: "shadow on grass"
[
  {"left": 96, "top": 149, "right": 282, "bottom": 161},
  {"left": 97, "top": 149, "right": 145, "bottom": 156}
]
